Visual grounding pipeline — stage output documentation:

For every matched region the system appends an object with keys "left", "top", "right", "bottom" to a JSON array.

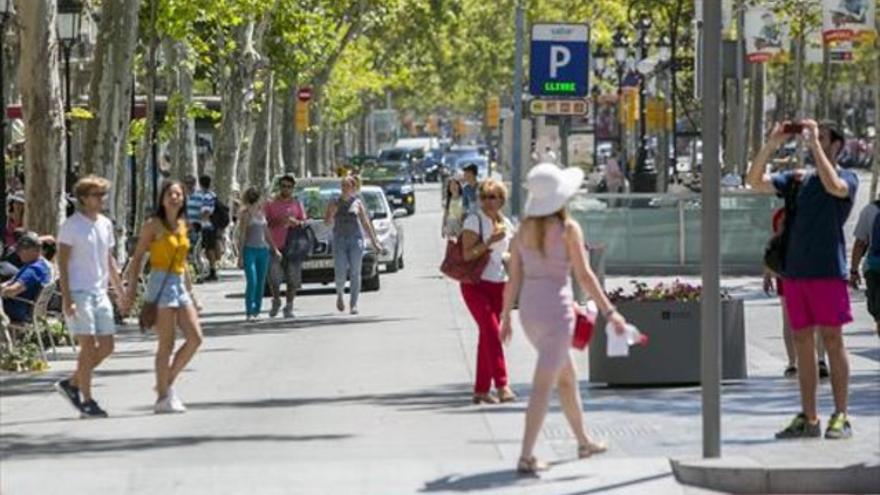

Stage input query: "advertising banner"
[
  {"left": 745, "top": 7, "right": 787, "bottom": 63},
  {"left": 822, "top": 0, "right": 876, "bottom": 42}
]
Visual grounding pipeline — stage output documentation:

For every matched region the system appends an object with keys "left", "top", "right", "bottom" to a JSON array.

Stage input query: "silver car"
[{"left": 360, "top": 185, "right": 406, "bottom": 273}]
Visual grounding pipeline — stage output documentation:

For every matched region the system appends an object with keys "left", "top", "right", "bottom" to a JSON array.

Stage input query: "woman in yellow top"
[{"left": 124, "top": 180, "right": 203, "bottom": 414}]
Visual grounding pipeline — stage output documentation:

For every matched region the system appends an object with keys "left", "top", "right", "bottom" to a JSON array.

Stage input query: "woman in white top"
[
  {"left": 442, "top": 177, "right": 465, "bottom": 238},
  {"left": 459, "top": 179, "right": 517, "bottom": 405}
]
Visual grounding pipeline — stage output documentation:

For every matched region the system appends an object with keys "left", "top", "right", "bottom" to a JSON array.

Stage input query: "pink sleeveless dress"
[{"left": 518, "top": 221, "right": 575, "bottom": 371}]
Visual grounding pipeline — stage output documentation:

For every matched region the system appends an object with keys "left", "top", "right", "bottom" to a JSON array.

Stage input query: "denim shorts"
[
  {"left": 145, "top": 271, "right": 192, "bottom": 308},
  {"left": 66, "top": 289, "right": 116, "bottom": 336}
]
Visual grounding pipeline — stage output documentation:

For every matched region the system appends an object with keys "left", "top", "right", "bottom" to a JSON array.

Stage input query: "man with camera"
[{"left": 747, "top": 119, "right": 857, "bottom": 440}]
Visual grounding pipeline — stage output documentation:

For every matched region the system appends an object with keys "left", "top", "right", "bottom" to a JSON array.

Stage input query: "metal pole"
[
  {"left": 129, "top": 80, "right": 137, "bottom": 234},
  {"left": 511, "top": 0, "right": 524, "bottom": 219},
  {"left": 0, "top": 17, "right": 7, "bottom": 244},
  {"left": 618, "top": 66, "right": 625, "bottom": 172},
  {"left": 671, "top": 33, "right": 678, "bottom": 178},
  {"left": 64, "top": 46, "right": 74, "bottom": 195},
  {"left": 637, "top": 38, "right": 647, "bottom": 179},
  {"left": 735, "top": 1, "right": 745, "bottom": 176},
  {"left": 700, "top": 0, "right": 722, "bottom": 459},
  {"left": 560, "top": 117, "right": 570, "bottom": 167}
]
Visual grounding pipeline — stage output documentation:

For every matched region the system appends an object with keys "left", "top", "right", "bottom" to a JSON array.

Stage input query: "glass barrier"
[{"left": 567, "top": 192, "right": 781, "bottom": 271}]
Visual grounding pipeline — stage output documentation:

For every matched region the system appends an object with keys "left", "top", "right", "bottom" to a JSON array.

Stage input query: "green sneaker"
[
  {"left": 775, "top": 413, "right": 821, "bottom": 439},
  {"left": 824, "top": 412, "right": 852, "bottom": 440}
]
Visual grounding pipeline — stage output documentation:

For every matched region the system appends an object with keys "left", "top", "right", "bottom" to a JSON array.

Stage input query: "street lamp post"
[
  {"left": 593, "top": 45, "right": 608, "bottom": 171},
  {"left": 57, "top": 0, "right": 82, "bottom": 195},
  {"left": 0, "top": 0, "right": 13, "bottom": 244},
  {"left": 657, "top": 35, "right": 672, "bottom": 188},
  {"left": 634, "top": 14, "right": 652, "bottom": 187},
  {"left": 613, "top": 28, "right": 628, "bottom": 168}
]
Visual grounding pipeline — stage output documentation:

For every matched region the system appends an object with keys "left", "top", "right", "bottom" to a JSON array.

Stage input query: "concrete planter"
[{"left": 589, "top": 299, "right": 747, "bottom": 386}]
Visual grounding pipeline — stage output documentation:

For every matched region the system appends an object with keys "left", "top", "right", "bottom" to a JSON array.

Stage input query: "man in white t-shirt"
[{"left": 54, "top": 176, "right": 125, "bottom": 419}]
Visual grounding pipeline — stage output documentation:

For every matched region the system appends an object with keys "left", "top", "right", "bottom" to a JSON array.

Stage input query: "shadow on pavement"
[
  {"left": 0, "top": 368, "right": 154, "bottom": 398},
  {"left": 0, "top": 432, "right": 353, "bottom": 460},
  {"left": 557, "top": 472, "right": 673, "bottom": 495},
  {"left": 421, "top": 469, "right": 590, "bottom": 492},
  {"left": 182, "top": 383, "right": 478, "bottom": 413},
  {"left": 197, "top": 314, "right": 415, "bottom": 338}
]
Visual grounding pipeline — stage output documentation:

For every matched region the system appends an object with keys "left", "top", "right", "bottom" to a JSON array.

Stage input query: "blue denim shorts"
[
  {"left": 145, "top": 271, "right": 192, "bottom": 308},
  {"left": 66, "top": 290, "right": 116, "bottom": 336}
]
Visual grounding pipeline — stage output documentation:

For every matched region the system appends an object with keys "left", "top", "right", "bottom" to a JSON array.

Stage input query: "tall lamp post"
[
  {"left": 656, "top": 35, "right": 672, "bottom": 188},
  {"left": 0, "top": 0, "right": 13, "bottom": 244},
  {"left": 57, "top": 0, "right": 82, "bottom": 195},
  {"left": 592, "top": 46, "right": 608, "bottom": 170},
  {"left": 634, "top": 13, "right": 652, "bottom": 188},
  {"left": 612, "top": 28, "right": 628, "bottom": 167}
]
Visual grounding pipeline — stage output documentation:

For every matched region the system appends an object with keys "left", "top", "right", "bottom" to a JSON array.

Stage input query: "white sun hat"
[{"left": 523, "top": 163, "right": 584, "bottom": 218}]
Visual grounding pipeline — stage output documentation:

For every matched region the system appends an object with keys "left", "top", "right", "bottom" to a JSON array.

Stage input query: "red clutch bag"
[{"left": 572, "top": 303, "right": 596, "bottom": 350}]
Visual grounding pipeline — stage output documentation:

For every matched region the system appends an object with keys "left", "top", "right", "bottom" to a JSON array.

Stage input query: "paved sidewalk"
[{"left": 1, "top": 185, "right": 878, "bottom": 494}]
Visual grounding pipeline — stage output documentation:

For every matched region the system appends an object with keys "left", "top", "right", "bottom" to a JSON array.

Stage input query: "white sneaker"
[
  {"left": 154, "top": 388, "right": 186, "bottom": 414},
  {"left": 283, "top": 305, "right": 294, "bottom": 319}
]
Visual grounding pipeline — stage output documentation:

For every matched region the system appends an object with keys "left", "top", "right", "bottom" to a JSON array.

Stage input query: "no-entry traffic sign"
[
  {"left": 529, "top": 23, "right": 590, "bottom": 98},
  {"left": 297, "top": 87, "right": 313, "bottom": 102}
]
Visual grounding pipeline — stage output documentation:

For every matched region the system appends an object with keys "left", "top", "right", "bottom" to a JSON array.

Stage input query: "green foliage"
[{"left": 0, "top": 342, "right": 48, "bottom": 372}]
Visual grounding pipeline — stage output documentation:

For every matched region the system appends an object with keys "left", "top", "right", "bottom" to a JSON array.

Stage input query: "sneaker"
[
  {"left": 825, "top": 412, "right": 852, "bottom": 440},
  {"left": 54, "top": 379, "right": 82, "bottom": 412},
  {"left": 168, "top": 386, "right": 187, "bottom": 413},
  {"left": 783, "top": 365, "right": 797, "bottom": 378},
  {"left": 775, "top": 413, "right": 821, "bottom": 439},
  {"left": 269, "top": 299, "right": 281, "bottom": 318},
  {"left": 818, "top": 361, "right": 830, "bottom": 379},
  {"left": 80, "top": 399, "right": 109, "bottom": 419},
  {"left": 206, "top": 269, "right": 218, "bottom": 281},
  {"left": 350, "top": 307, "right": 359, "bottom": 315},
  {"left": 336, "top": 295, "right": 345, "bottom": 313},
  {"left": 154, "top": 395, "right": 186, "bottom": 414},
  {"left": 283, "top": 305, "right": 294, "bottom": 319}
]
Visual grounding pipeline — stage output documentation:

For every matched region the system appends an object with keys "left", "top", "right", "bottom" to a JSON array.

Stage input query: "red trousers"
[{"left": 461, "top": 280, "right": 509, "bottom": 394}]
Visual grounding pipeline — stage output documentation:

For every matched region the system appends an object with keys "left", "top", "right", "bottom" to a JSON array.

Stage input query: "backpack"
[
  {"left": 283, "top": 224, "right": 316, "bottom": 262},
  {"left": 869, "top": 201, "right": 880, "bottom": 259},
  {"left": 210, "top": 199, "right": 231, "bottom": 230}
]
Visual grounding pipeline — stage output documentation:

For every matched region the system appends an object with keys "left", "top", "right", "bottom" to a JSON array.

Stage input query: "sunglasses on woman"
[{"left": 481, "top": 194, "right": 501, "bottom": 201}]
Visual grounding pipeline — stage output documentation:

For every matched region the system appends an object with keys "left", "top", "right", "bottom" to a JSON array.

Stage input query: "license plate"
[{"left": 303, "top": 258, "right": 335, "bottom": 270}]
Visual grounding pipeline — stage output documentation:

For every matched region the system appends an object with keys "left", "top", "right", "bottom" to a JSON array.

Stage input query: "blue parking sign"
[{"left": 530, "top": 23, "right": 590, "bottom": 97}]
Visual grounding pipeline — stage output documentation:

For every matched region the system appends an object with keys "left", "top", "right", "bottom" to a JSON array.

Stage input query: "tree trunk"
[
  {"left": 306, "top": 106, "right": 321, "bottom": 176},
  {"left": 81, "top": 0, "right": 139, "bottom": 179},
  {"left": 269, "top": 83, "right": 285, "bottom": 179},
  {"left": 16, "top": 0, "right": 65, "bottom": 236},
  {"left": 248, "top": 72, "right": 272, "bottom": 190},
  {"left": 281, "top": 86, "right": 296, "bottom": 174},
  {"left": 748, "top": 62, "right": 765, "bottom": 160},
  {"left": 214, "top": 20, "right": 264, "bottom": 203},
  {"left": 163, "top": 37, "right": 197, "bottom": 180},
  {"left": 871, "top": 19, "right": 880, "bottom": 199},
  {"left": 136, "top": 0, "right": 160, "bottom": 228}
]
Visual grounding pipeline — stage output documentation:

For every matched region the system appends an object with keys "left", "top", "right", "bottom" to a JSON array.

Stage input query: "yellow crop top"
[{"left": 149, "top": 221, "right": 190, "bottom": 274}]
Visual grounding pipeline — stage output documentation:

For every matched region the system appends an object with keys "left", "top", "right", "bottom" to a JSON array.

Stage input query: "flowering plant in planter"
[{"left": 607, "top": 280, "right": 732, "bottom": 303}]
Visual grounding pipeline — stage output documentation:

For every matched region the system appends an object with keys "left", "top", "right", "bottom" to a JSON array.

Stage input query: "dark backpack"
[
  {"left": 210, "top": 200, "right": 231, "bottom": 230},
  {"left": 283, "top": 224, "right": 316, "bottom": 262},
  {"left": 869, "top": 201, "right": 880, "bottom": 259}
]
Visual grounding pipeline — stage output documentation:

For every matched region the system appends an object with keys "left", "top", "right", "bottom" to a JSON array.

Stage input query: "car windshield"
[
  {"left": 295, "top": 186, "right": 338, "bottom": 219},
  {"left": 361, "top": 191, "right": 388, "bottom": 219},
  {"left": 362, "top": 163, "right": 406, "bottom": 180},
  {"left": 378, "top": 149, "right": 409, "bottom": 161}
]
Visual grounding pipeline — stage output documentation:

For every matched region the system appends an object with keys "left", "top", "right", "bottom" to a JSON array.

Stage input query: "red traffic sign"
[{"left": 297, "top": 87, "right": 312, "bottom": 102}]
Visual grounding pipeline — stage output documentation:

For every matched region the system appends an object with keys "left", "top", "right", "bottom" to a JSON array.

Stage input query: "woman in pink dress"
[{"left": 501, "top": 163, "right": 628, "bottom": 475}]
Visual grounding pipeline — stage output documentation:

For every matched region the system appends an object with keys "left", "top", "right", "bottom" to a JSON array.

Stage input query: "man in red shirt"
[{"left": 265, "top": 175, "right": 306, "bottom": 318}]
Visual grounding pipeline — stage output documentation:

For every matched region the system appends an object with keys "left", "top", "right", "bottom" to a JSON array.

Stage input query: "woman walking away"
[
  {"left": 237, "top": 186, "right": 281, "bottom": 322},
  {"left": 124, "top": 181, "right": 203, "bottom": 414},
  {"left": 442, "top": 177, "right": 465, "bottom": 239},
  {"left": 500, "top": 163, "right": 628, "bottom": 475},
  {"left": 324, "top": 176, "right": 382, "bottom": 315},
  {"left": 460, "top": 179, "right": 517, "bottom": 405}
]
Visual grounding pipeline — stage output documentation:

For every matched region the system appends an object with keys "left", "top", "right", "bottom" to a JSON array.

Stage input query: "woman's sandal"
[
  {"left": 472, "top": 393, "right": 499, "bottom": 405},
  {"left": 517, "top": 456, "right": 549, "bottom": 475},
  {"left": 577, "top": 441, "right": 608, "bottom": 458},
  {"left": 497, "top": 387, "right": 517, "bottom": 403}
]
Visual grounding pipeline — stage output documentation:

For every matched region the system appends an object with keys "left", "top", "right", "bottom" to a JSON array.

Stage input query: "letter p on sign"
[{"left": 550, "top": 45, "right": 571, "bottom": 78}]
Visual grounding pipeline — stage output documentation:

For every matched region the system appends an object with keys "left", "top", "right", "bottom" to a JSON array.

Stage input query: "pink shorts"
[{"left": 781, "top": 278, "right": 852, "bottom": 331}]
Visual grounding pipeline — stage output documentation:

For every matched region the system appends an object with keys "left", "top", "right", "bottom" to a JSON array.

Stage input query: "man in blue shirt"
[
  {"left": 0, "top": 232, "right": 52, "bottom": 323},
  {"left": 747, "top": 119, "right": 857, "bottom": 441},
  {"left": 848, "top": 198, "right": 880, "bottom": 337},
  {"left": 461, "top": 164, "right": 480, "bottom": 216}
]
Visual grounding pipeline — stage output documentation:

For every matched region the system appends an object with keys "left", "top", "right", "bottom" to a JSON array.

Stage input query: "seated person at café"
[{"left": 0, "top": 232, "right": 53, "bottom": 323}]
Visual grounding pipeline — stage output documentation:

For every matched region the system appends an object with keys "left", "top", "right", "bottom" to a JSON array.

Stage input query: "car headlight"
[{"left": 400, "top": 185, "right": 414, "bottom": 194}]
